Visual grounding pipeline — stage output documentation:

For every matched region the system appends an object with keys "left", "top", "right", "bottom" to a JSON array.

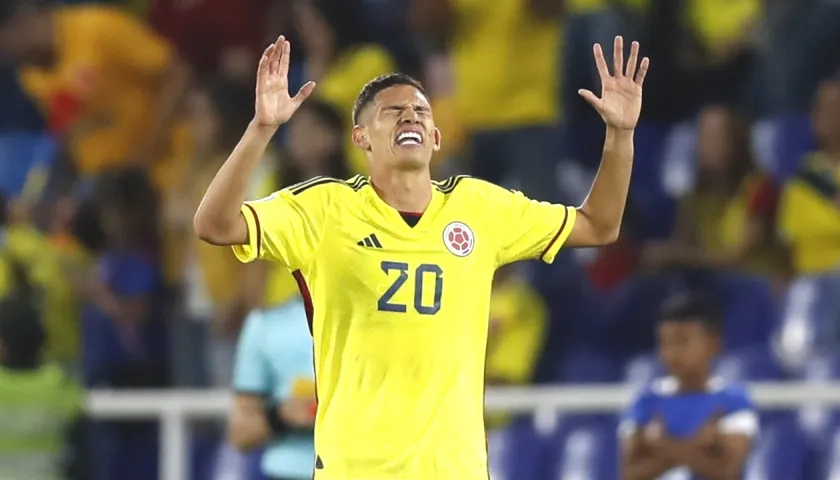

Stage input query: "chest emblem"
[{"left": 443, "top": 222, "right": 475, "bottom": 257}]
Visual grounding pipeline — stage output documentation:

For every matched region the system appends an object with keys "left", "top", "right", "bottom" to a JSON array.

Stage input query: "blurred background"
[{"left": 0, "top": 0, "right": 839, "bottom": 478}]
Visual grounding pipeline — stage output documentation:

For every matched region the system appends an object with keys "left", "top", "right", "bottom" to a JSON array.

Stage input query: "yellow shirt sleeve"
[
  {"left": 95, "top": 7, "right": 173, "bottom": 76},
  {"left": 778, "top": 179, "right": 840, "bottom": 244},
  {"left": 483, "top": 182, "right": 577, "bottom": 265},
  {"left": 232, "top": 179, "right": 336, "bottom": 271}
]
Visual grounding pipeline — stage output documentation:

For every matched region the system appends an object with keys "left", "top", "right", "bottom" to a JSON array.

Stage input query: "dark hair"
[
  {"left": 279, "top": 98, "right": 349, "bottom": 187},
  {"left": 352, "top": 73, "right": 427, "bottom": 125},
  {"left": 204, "top": 77, "right": 254, "bottom": 150},
  {"left": 659, "top": 293, "right": 722, "bottom": 334},
  {"left": 0, "top": 294, "right": 45, "bottom": 365},
  {"left": 697, "top": 105, "right": 757, "bottom": 194}
]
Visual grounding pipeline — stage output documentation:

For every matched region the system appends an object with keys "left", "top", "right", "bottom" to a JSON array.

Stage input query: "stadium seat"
[
  {"left": 489, "top": 416, "right": 552, "bottom": 480},
  {"left": 623, "top": 353, "right": 662, "bottom": 388},
  {"left": 627, "top": 122, "right": 678, "bottom": 240},
  {"left": 743, "top": 416, "right": 807, "bottom": 480},
  {"left": 548, "top": 416, "right": 619, "bottom": 480},
  {"left": 797, "top": 354, "right": 840, "bottom": 480},
  {"left": 0, "top": 132, "right": 56, "bottom": 198},
  {"left": 774, "top": 274, "right": 840, "bottom": 373},
  {"left": 714, "top": 274, "right": 779, "bottom": 349},
  {"left": 556, "top": 348, "right": 621, "bottom": 384},
  {"left": 716, "top": 345, "right": 786, "bottom": 383}
]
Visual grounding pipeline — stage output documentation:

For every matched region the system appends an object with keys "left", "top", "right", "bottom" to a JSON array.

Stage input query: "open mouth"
[{"left": 395, "top": 131, "right": 423, "bottom": 147}]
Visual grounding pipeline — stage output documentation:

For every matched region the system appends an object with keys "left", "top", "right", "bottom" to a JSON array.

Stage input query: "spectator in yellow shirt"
[
  {"left": 412, "top": 0, "right": 564, "bottom": 201},
  {"left": 775, "top": 79, "right": 840, "bottom": 364},
  {"left": 295, "top": 0, "right": 397, "bottom": 175},
  {"left": 642, "top": 106, "right": 788, "bottom": 282},
  {"left": 0, "top": 3, "right": 191, "bottom": 193}
]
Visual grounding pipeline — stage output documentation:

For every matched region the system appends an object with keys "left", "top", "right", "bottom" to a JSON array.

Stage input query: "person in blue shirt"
[
  {"left": 620, "top": 294, "right": 757, "bottom": 480},
  {"left": 228, "top": 297, "right": 316, "bottom": 480}
]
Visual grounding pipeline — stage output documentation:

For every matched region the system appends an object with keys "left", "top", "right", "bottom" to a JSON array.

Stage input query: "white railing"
[{"left": 87, "top": 383, "right": 840, "bottom": 480}]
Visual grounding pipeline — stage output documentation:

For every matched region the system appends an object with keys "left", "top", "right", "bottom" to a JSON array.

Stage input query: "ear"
[
  {"left": 351, "top": 125, "right": 370, "bottom": 151},
  {"left": 432, "top": 127, "right": 442, "bottom": 152}
]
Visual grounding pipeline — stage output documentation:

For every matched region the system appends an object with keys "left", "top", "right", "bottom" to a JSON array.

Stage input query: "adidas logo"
[{"left": 357, "top": 233, "right": 383, "bottom": 248}]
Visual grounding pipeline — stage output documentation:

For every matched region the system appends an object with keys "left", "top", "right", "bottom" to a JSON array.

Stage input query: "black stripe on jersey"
[
  {"left": 347, "top": 175, "right": 370, "bottom": 191},
  {"left": 243, "top": 203, "right": 262, "bottom": 257},
  {"left": 433, "top": 175, "right": 470, "bottom": 194},
  {"left": 288, "top": 176, "right": 343, "bottom": 195},
  {"left": 369, "top": 233, "right": 383, "bottom": 248},
  {"left": 540, "top": 207, "right": 570, "bottom": 261},
  {"left": 363, "top": 237, "right": 373, "bottom": 247}
]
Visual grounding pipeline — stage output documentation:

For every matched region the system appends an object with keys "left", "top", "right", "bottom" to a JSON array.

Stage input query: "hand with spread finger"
[{"left": 578, "top": 36, "right": 650, "bottom": 131}]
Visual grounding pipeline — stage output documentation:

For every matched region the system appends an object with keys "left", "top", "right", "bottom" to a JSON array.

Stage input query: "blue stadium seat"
[
  {"left": 0, "top": 132, "right": 56, "bottom": 198},
  {"left": 715, "top": 274, "right": 779, "bottom": 349},
  {"left": 627, "top": 122, "right": 678, "bottom": 240},
  {"left": 715, "top": 345, "right": 786, "bottom": 383},
  {"left": 556, "top": 348, "right": 621, "bottom": 384},
  {"left": 548, "top": 416, "right": 618, "bottom": 480},
  {"left": 489, "top": 417, "right": 551, "bottom": 480},
  {"left": 623, "top": 353, "right": 662, "bottom": 388},
  {"left": 797, "top": 354, "right": 840, "bottom": 480},
  {"left": 744, "top": 416, "right": 807, "bottom": 480},
  {"left": 774, "top": 274, "right": 840, "bottom": 373},
  {"left": 774, "top": 113, "right": 816, "bottom": 181}
]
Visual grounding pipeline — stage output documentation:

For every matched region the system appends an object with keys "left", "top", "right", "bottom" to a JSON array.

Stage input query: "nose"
[{"left": 399, "top": 109, "right": 420, "bottom": 124}]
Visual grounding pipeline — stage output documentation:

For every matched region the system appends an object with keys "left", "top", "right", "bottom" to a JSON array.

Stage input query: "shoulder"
[
  {"left": 433, "top": 175, "right": 511, "bottom": 198},
  {"left": 266, "top": 175, "right": 364, "bottom": 205},
  {"left": 716, "top": 382, "right": 755, "bottom": 411}
]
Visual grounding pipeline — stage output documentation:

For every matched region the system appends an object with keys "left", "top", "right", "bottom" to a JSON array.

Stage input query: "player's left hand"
[{"left": 579, "top": 36, "right": 650, "bottom": 130}]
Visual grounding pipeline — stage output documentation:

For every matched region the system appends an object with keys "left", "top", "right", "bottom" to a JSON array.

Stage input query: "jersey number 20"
[{"left": 378, "top": 261, "right": 443, "bottom": 315}]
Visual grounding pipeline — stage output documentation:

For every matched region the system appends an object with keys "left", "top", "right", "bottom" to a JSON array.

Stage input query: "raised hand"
[
  {"left": 579, "top": 36, "right": 650, "bottom": 130},
  {"left": 254, "top": 36, "right": 316, "bottom": 128}
]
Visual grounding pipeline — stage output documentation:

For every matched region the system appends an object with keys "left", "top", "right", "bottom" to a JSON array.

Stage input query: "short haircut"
[
  {"left": 659, "top": 293, "right": 723, "bottom": 334},
  {"left": 352, "top": 73, "right": 427, "bottom": 125}
]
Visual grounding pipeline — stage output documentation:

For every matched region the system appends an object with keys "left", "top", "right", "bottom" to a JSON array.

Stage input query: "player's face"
[
  {"left": 353, "top": 85, "right": 441, "bottom": 170},
  {"left": 657, "top": 320, "right": 717, "bottom": 380}
]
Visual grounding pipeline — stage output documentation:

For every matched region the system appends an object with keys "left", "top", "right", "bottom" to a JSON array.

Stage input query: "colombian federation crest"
[{"left": 443, "top": 222, "right": 474, "bottom": 257}]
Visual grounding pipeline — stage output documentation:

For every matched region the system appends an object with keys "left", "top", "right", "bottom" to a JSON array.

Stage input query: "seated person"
[
  {"left": 643, "top": 106, "right": 788, "bottom": 283},
  {"left": 620, "top": 294, "right": 757, "bottom": 480},
  {"left": 775, "top": 78, "right": 840, "bottom": 361}
]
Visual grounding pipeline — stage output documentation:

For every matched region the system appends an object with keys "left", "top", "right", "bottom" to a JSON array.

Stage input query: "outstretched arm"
[
  {"left": 194, "top": 36, "right": 315, "bottom": 246},
  {"left": 567, "top": 37, "right": 649, "bottom": 248}
]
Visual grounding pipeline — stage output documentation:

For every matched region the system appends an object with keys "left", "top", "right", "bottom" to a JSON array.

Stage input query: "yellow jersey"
[{"left": 233, "top": 175, "right": 576, "bottom": 480}]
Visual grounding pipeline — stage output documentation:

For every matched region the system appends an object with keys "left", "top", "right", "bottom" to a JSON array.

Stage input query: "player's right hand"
[{"left": 254, "top": 36, "right": 316, "bottom": 128}]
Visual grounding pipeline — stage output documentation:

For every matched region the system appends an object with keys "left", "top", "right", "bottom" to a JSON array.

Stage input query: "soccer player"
[
  {"left": 619, "top": 295, "right": 757, "bottom": 480},
  {"left": 195, "top": 34, "right": 648, "bottom": 480}
]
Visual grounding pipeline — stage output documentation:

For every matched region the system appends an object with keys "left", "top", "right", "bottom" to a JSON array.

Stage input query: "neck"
[
  {"left": 369, "top": 167, "right": 432, "bottom": 213},
  {"left": 677, "top": 372, "right": 710, "bottom": 392}
]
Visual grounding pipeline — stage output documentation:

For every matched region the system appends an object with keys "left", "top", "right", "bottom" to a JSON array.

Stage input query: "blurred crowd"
[{"left": 0, "top": 0, "right": 839, "bottom": 478}]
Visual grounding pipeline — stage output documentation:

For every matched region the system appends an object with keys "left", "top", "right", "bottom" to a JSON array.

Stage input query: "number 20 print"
[{"left": 377, "top": 261, "right": 443, "bottom": 315}]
